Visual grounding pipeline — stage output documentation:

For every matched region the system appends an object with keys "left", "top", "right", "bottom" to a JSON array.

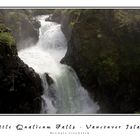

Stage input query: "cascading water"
[{"left": 18, "top": 15, "right": 99, "bottom": 114}]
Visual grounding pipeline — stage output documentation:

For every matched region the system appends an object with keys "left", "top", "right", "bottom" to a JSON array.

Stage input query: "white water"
[{"left": 18, "top": 15, "right": 99, "bottom": 114}]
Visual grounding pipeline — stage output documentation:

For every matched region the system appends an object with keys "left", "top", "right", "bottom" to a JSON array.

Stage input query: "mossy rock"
[
  {"left": 0, "top": 32, "right": 16, "bottom": 56},
  {"left": 0, "top": 32, "right": 15, "bottom": 47},
  {"left": 62, "top": 9, "right": 140, "bottom": 113}
]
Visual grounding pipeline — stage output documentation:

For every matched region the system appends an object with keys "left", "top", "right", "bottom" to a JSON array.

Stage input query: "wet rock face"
[
  {"left": 15, "top": 18, "right": 40, "bottom": 51},
  {"left": 46, "top": 11, "right": 62, "bottom": 23},
  {"left": 45, "top": 73, "right": 54, "bottom": 85},
  {"left": 0, "top": 10, "right": 41, "bottom": 50},
  {"left": 0, "top": 29, "right": 43, "bottom": 113},
  {"left": 49, "top": 10, "right": 73, "bottom": 42},
  {"left": 61, "top": 10, "right": 140, "bottom": 113}
]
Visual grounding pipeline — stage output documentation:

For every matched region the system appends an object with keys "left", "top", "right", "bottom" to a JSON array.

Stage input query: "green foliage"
[
  {"left": 97, "top": 57, "right": 119, "bottom": 86},
  {"left": 0, "top": 32, "right": 15, "bottom": 47},
  {"left": 0, "top": 24, "right": 7, "bottom": 32},
  {"left": 62, "top": 9, "right": 140, "bottom": 113},
  {"left": 70, "top": 21, "right": 75, "bottom": 27},
  {"left": 115, "top": 10, "right": 140, "bottom": 31}
]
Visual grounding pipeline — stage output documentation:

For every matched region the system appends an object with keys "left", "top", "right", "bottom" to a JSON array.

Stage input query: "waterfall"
[{"left": 18, "top": 15, "right": 99, "bottom": 114}]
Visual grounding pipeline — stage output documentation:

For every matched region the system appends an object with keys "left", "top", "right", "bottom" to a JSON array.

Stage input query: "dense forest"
[{"left": 0, "top": 9, "right": 140, "bottom": 113}]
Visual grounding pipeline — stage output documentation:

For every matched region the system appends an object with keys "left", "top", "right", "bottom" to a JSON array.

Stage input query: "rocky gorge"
[
  {"left": 0, "top": 9, "right": 140, "bottom": 113},
  {"left": 58, "top": 10, "right": 140, "bottom": 113}
]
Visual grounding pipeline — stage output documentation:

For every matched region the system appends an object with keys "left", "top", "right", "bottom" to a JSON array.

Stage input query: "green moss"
[
  {"left": 0, "top": 32, "right": 15, "bottom": 47},
  {"left": 70, "top": 21, "right": 75, "bottom": 27}
]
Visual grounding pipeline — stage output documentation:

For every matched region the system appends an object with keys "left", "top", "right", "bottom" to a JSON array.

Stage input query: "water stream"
[{"left": 18, "top": 15, "right": 99, "bottom": 114}]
